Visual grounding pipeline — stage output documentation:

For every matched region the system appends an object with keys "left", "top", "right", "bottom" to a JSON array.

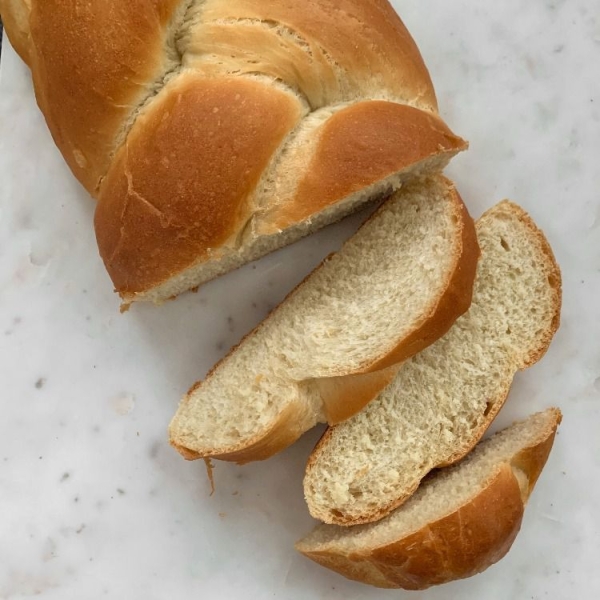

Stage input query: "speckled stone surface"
[{"left": 0, "top": 2, "right": 599, "bottom": 598}]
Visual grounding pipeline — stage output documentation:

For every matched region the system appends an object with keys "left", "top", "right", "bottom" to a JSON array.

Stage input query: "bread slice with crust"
[
  {"left": 297, "top": 408, "right": 562, "bottom": 590},
  {"left": 304, "top": 201, "right": 561, "bottom": 525},
  {"left": 169, "top": 176, "right": 479, "bottom": 463}
]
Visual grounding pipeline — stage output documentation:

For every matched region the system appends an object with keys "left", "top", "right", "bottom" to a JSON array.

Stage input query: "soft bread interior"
[
  {"left": 298, "top": 408, "right": 561, "bottom": 552},
  {"left": 304, "top": 201, "right": 561, "bottom": 524},
  {"left": 169, "top": 176, "right": 472, "bottom": 457}
]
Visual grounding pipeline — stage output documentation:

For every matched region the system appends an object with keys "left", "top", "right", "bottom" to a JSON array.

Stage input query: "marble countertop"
[{"left": 1, "top": 1, "right": 599, "bottom": 598}]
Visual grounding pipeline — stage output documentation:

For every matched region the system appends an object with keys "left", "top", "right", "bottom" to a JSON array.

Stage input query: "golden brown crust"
[
  {"left": 370, "top": 465, "right": 524, "bottom": 590},
  {"left": 0, "top": 0, "right": 32, "bottom": 63},
  {"left": 314, "top": 365, "right": 401, "bottom": 426},
  {"left": 195, "top": 0, "right": 439, "bottom": 110},
  {"left": 265, "top": 103, "right": 467, "bottom": 230},
  {"left": 511, "top": 408, "right": 562, "bottom": 500},
  {"left": 108, "top": 101, "right": 467, "bottom": 302},
  {"left": 303, "top": 465, "right": 525, "bottom": 590},
  {"left": 95, "top": 74, "right": 304, "bottom": 295},
  {"left": 297, "top": 409, "right": 561, "bottom": 590},
  {"left": 26, "top": 0, "right": 182, "bottom": 192},
  {"left": 297, "top": 549, "right": 396, "bottom": 589}
]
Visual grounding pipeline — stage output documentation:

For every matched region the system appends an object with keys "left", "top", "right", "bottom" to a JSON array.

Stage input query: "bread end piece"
[{"left": 296, "top": 408, "right": 562, "bottom": 590}]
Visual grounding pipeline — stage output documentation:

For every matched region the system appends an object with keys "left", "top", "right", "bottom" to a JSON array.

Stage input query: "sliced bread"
[
  {"left": 304, "top": 201, "right": 561, "bottom": 525},
  {"left": 297, "top": 408, "right": 562, "bottom": 590},
  {"left": 169, "top": 176, "right": 479, "bottom": 463}
]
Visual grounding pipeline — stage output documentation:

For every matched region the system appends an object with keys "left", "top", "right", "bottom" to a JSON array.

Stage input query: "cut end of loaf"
[
  {"left": 303, "top": 199, "right": 562, "bottom": 525},
  {"left": 106, "top": 110, "right": 467, "bottom": 305},
  {"left": 297, "top": 408, "right": 562, "bottom": 590}
]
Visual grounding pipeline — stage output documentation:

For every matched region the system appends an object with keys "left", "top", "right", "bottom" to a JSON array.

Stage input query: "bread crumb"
[{"left": 203, "top": 458, "right": 216, "bottom": 496}]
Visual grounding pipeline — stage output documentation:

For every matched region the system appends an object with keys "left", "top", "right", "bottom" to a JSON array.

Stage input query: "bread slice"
[
  {"left": 297, "top": 408, "right": 562, "bottom": 590},
  {"left": 304, "top": 201, "right": 561, "bottom": 525},
  {"left": 169, "top": 176, "right": 479, "bottom": 463}
]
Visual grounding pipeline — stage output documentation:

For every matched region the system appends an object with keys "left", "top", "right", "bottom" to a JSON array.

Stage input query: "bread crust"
[
  {"left": 25, "top": 0, "right": 182, "bottom": 192},
  {"left": 301, "top": 465, "right": 525, "bottom": 590},
  {"left": 296, "top": 409, "right": 561, "bottom": 590},
  {"left": 95, "top": 74, "right": 304, "bottom": 295},
  {"left": 312, "top": 364, "right": 402, "bottom": 426},
  {"left": 0, "top": 0, "right": 32, "bottom": 63},
  {"left": 187, "top": 0, "right": 440, "bottom": 111},
  {"left": 97, "top": 97, "right": 466, "bottom": 298},
  {"left": 262, "top": 104, "right": 467, "bottom": 232}
]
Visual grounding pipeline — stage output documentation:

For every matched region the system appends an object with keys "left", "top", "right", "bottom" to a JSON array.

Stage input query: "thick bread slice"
[
  {"left": 297, "top": 408, "right": 562, "bottom": 590},
  {"left": 304, "top": 201, "right": 562, "bottom": 525},
  {"left": 169, "top": 176, "right": 479, "bottom": 463}
]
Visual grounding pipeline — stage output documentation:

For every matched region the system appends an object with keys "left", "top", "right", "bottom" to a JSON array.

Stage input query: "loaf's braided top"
[{"left": 1, "top": 0, "right": 467, "bottom": 303}]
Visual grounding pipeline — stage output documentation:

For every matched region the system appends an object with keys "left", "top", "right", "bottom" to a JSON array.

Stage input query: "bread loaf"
[
  {"left": 0, "top": 0, "right": 466, "bottom": 305},
  {"left": 169, "top": 176, "right": 478, "bottom": 463},
  {"left": 304, "top": 200, "right": 561, "bottom": 525},
  {"left": 297, "top": 408, "right": 562, "bottom": 590}
]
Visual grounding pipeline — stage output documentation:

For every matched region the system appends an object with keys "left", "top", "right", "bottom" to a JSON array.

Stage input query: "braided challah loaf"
[{"left": 0, "top": 0, "right": 467, "bottom": 305}]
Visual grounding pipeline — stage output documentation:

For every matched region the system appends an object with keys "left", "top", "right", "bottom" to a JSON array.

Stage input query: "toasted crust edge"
[
  {"left": 264, "top": 104, "right": 467, "bottom": 232},
  {"left": 296, "top": 409, "right": 562, "bottom": 590}
]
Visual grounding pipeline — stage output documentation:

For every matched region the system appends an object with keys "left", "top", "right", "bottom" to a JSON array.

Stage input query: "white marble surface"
[{"left": 0, "top": 1, "right": 599, "bottom": 598}]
